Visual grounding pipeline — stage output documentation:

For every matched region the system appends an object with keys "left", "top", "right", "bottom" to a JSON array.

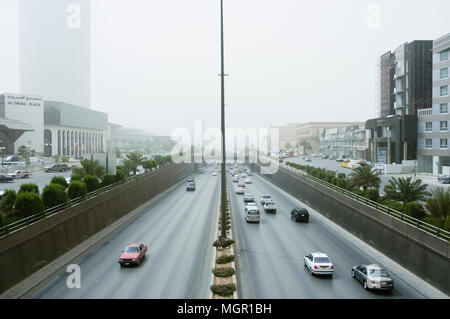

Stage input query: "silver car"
[{"left": 351, "top": 264, "right": 394, "bottom": 291}]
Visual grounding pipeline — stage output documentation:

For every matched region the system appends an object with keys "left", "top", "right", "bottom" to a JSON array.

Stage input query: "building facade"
[
  {"left": 296, "top": 122, "right": 362, "bottom": 154},
  {"left": 366, "top": 40, "right": 433, "bottom": 164},
  {"left": 270, "top": 123, "right": 298, "bottom": 151},
  {"left": 44, "top": 101, "right": 108, "bottom": 158},
  {"left": 417, "top": 33, "right": 450, "bottom": 175},
  {"left": 19, "top": 0, "right": 91, "bottom": 107},
  {"left": 0, "top": 93, "right": 44, "bottom": 153},
  {"left": 320, "top": 124, "right": 367, "bottom": 159}
]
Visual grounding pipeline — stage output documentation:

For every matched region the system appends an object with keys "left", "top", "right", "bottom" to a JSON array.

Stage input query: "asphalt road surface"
[
  {"left": 30, "top": 169, "right": 220, "bottom": 299},
  {"left": 228, "top": 170, "right": 448, "bottom": 299}
]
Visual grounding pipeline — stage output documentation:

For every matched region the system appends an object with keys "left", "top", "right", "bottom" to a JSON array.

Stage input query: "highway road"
[
  {"left": 228, "top": 170, "right": 448, "bottom": 299},
  {"left": 30, "top": 169, "right": 220, "bottom": 299}
]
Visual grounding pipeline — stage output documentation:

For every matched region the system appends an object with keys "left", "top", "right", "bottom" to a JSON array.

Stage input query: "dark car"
[
  {"left": 186, "top": 182, "right": 196, "bottom": 191},
  {"left": 291, "top": 207, "right": 309, "bottom": 223},
  {"left": 45, "top": 164, "right": 72, "bottom": 172},
  {"left": 0, "top": 175, "right": 14, "bottom": 183},
  {"left": 438, "top": 175, "right": 450, "bottom": 184}
]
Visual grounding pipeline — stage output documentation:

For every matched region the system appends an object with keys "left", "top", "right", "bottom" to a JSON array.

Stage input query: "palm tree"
[
  {"left": 73, "top": 159, "right": 105, "bottom": 178},
  {"left": 425, "top": 187, "right": 450, "bottom": 221},
  {"left": 349, "top": 165, "right": 381, "bottom": 193},
  {"left": 384, "top": 177, "right": 431, "bottom": 207},
  {"left": 124, "top": 152, "right": 145, "bottom": 175}
]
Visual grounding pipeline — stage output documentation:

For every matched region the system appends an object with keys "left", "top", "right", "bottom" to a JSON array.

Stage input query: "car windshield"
[
  {"left": 369, "top": 269, "right": 389, "bottom": 277},
  {"left": 248, "top": 210, "right": 259, "bottom": 215},
  {"left": 314, "top": 257, "right": 330, "bottom": 263},
  {"left": 124, "top": 246, "right": 139, "bottom": 253}
]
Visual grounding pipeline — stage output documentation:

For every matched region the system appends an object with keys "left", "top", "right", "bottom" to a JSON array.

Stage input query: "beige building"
[
  {"left": 270, "top": 123, "right": 299, "bottom": 151},
  {"left": 296, "top": 122, "right": 363, "bottom": 154},
  {"left": 271, "top": 122, "right": 363, "bottom": 154}
]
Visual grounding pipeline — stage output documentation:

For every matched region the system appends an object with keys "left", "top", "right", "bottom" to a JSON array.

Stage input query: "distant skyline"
[{"left": 1, "top": 0, "right": 450, "bottom": 136}]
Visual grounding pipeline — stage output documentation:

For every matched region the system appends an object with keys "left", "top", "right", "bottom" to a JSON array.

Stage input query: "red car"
[{"left": 118, "top": 243, "right": 147, "bottom": 267}]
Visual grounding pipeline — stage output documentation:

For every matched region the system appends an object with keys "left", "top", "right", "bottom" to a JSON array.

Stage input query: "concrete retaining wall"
[
  {"left": 253, "top": 164, "right": 450, "bottom": 295},
  {"left": 0, "top": 163, "right": 195, "bottom": 293}
]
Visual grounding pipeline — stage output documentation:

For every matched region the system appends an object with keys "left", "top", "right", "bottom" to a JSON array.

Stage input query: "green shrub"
[
  {"left": 443, "top": 216, "right": 450, "bottom": 232},
  {"left": 18, "top": 183, "right": 39, "bottom": 195},
  {"left": 102, "top": 173, "right": 116, "bottom": 187},
  {"left": 213, "top": 237, "right": 235, "bottom": 249},
  {"left": 210, "top": 284, "right": 236, "bottom": 297},
  {"left": 352, "top": 188, "right": 365, "bottom": 197},
  {"left": 336, "top": 178, "right": 347, "bottom": 189},
  {"left": 68, "top": 181, "right": 88, "bottom": 200},
  {"left": 365, "top": 188, "right": 380, "bottom": 202},
  {"left": 381, "top": 200, "right": 403, "bottom": 213},
  {"left": 216, "top": 255, "right": 235, "bottom": 264},
  {"left": 212, "top": 267, "right": 235, "bottom": 277},
  {"left": 115, "top": 168, "right": 125, "bottom": 182},
  {"left": 70, "top": 174, "right": 82, "bottom": 182},
  {"left": 15, "top": 192, "right": 44, "bottom": 217},
  {"left": 337, "top": 173, "right": 346, "bottom": 179},
  {"left": 422, "top": 217, "right": 444, "bottom": 228},
  {"left": 42, "top": 184, "right": 68, "bottom": 209},
  {"left": 325, "top": 170, "right": 336, "bottom": 183},
  {"left": 83, "top": 175, "right": 100, "bottom": 193},
  {"left": 403, "top": 202, "right": 426, "bottom": 220},
  {"left": 50, "top": 176, "right": 68, "bottom": 189},
  {"left": 0, "top": 190, "right": 16, "bottom": 212}
]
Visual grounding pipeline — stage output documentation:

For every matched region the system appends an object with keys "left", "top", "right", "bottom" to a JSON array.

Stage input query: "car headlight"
[{"left": 132, "top": 259, "right": 137, "bottom": 262}]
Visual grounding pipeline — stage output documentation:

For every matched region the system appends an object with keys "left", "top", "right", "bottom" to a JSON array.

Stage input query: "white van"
[{"left": 245, "top": 208, "right": 260, "bottom": 224}]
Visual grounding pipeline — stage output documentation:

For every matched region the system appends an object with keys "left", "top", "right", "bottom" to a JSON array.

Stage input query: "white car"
[
  {"left": 245, "top": 177, "right": 252, "bottom": 184},
  {"left": 245, "top": 208, "right": 260, "bottom": 223},
  {"left": 235, "top": 186, "right": 245, "bottom": 194},
  {"left": 304, "top": 252, "right": 334, "bottom": 276},
  {"left": 263, "top": 201, "right": 277, "bottom": 214},
  {"left": 233, "top": 175, "right": 239, "bottom": 182},
  {"left": 260, "top": 195, "right": 272, "bottom": 205},
  {"left": 212, "top": 171, "right": 217, "bottom": 176},
  {"left": 238, "top": 181, "right": 245, "bottom": 188},
  {"left": 245, "top": 202, "right": 258, "bottom": 211}
]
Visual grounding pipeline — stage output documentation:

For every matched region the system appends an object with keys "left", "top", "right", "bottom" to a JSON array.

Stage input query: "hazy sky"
[{"left": 1, "top": 0, "right": 450, "bottom": 136}]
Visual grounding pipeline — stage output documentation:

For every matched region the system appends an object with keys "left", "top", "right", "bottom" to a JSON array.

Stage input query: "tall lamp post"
[{"left": 220, "top": 0, "right": 227, "bottom": 238}]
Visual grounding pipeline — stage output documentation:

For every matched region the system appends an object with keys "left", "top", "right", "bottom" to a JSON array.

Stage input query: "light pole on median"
[{"left": 220, "top": 0, "right": 227, "bottom": 238}]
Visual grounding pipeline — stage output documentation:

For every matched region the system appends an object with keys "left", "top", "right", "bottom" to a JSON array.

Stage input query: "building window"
[
  {"left": 441, "top": 50, "right": 449, "bottom": 62},
  {"left": 425, "top": 122, "right": 433, "bottom": 132},
  {"left": 425, "top": 139, "right": 433, "bottom": 149},
  {"left": 441, "top": 86, "right": 449, "bottom": 96},
  {"left": 441, "top": 103, "right": 448, "bottom": 114},
  {"left": 441, "top": 68, "right": 449, "bottom": 79},
  {"left": 440, "top": 139, "right": 448, "bottom": 149},
  {"left": 441, "top": 121, "right": 448, "bottom": 131}
]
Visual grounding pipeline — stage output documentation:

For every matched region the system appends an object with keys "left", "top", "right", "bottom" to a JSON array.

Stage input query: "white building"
[
  {"left": 0, "top": 93, "right": 44, "bottom": 153},
  {"left": 0, "top": 93, "right": 109, "bottom": 158}
]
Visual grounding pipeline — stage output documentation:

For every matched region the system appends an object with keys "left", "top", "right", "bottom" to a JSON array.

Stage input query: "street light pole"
[{"left": 220, "top": 0, "right": 227, "bottom": 238}]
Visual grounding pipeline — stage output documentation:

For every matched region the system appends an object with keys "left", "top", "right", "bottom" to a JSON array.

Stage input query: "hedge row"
[{"left": 285, "top": 162, "right": 450, "bottom": 232}]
